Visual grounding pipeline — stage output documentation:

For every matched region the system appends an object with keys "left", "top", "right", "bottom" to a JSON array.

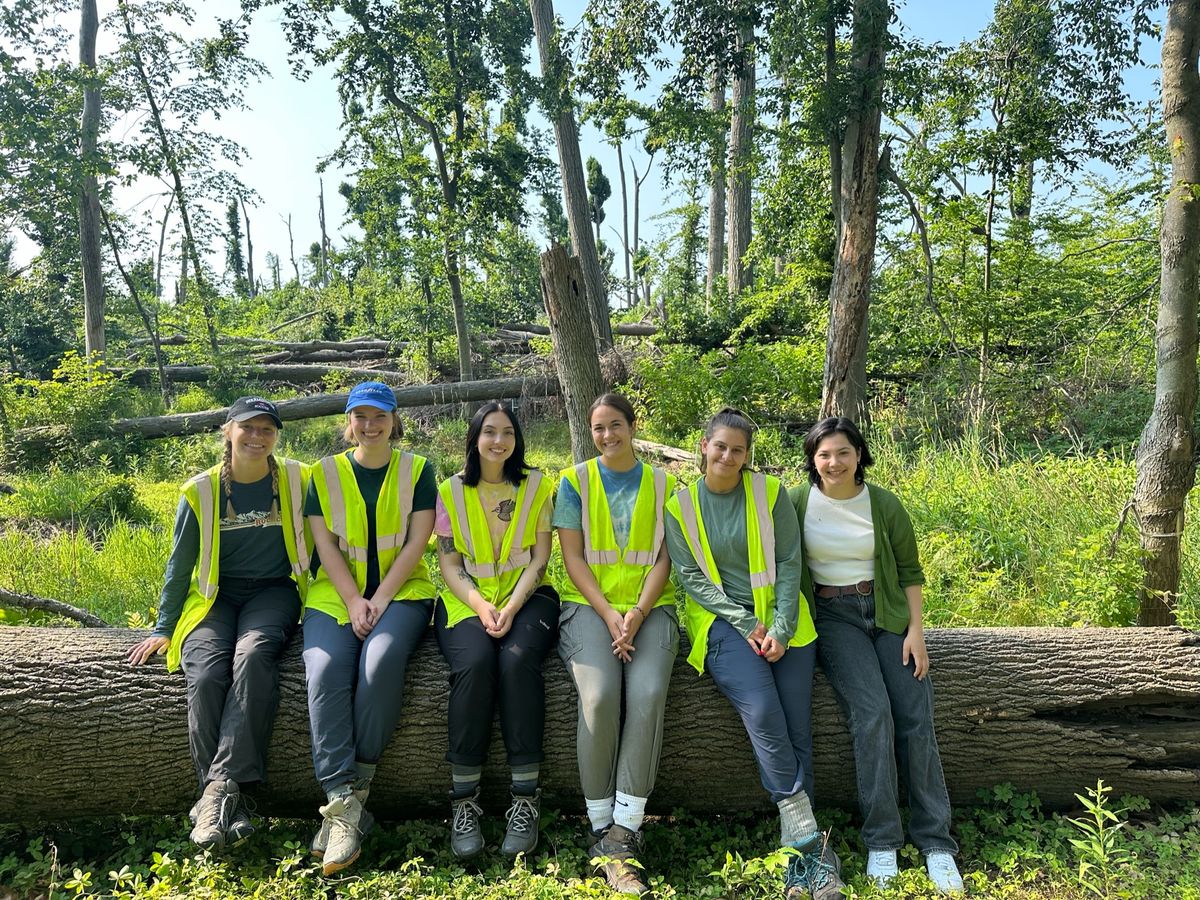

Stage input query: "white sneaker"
[
  {"left": 925, "top": 851, "right": 964, "bottom": 895},
  {"left": 866, "top": 849, "right": 899, "bottom": 887}
]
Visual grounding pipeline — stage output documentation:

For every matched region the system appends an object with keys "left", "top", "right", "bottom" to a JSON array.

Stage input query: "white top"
[{"left": 803, "top": 484, "right": 875, "bottom": 585}]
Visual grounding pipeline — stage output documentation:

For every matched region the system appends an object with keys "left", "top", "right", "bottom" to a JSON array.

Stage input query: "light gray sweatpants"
[{"left": 558, "top": 601, "right": 679, "bottom": 801}]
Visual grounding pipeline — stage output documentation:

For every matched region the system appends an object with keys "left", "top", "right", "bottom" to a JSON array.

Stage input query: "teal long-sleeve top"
[{"left": 664, "top": 476, "right": 803, "bottom": 645}]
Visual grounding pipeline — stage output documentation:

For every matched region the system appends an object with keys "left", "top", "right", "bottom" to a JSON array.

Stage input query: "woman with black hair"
[
  {"left": 434, "top": 401, "right": 558, "bottom": 859},
  {"left": 791, "top": 416, "right": 962, "bottom": 895}
]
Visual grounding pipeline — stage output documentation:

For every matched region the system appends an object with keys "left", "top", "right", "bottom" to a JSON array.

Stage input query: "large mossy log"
[{"left": 0, "top": 626, "right": 1197, "bottom": 822}]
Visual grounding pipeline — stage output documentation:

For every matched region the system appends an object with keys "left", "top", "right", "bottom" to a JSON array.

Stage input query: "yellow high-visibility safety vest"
[
  {"left": 665, "top": 470, "right": 817, "bottom": 675},
  {"left": 306, "top": 450, "right": 437, "bottom": 624},
  {"left": 438, "top": 469, "right": 554, "bottom": 628},
  {"left": 558, "top": 459, "right": 676, "bottom": 613},
  {"left": 166, "top": 458, "right": 312, "bottom": 672}
]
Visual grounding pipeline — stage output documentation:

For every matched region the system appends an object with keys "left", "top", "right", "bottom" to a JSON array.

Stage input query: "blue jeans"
[
  {"left": 816, "top": 592, "right": 957, "bottom": 853},
  {"left": 302, "top": 599, "right": 433, "bottom": 793},
  {"left": 704, "top": 617, "right": 816, "bottom": 803}
]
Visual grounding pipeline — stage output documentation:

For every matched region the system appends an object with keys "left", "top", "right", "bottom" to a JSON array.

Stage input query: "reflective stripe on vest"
[
  {"left": 449, "top": 469, "right": 543, "bottom": 579},
  {"left": 375, "top": 453, "right": 414, "bottom": 551},
  {"left": 319, "top": 456, "right": 366, "bottom": 563},
  {"left": 576, "top": 461, "right": 666, "bottom": 567},
  {"left": 192, "top": 471, "right": 219, "bottom": 599},
  {"left": 283, "top": 458, "right": 310, "bottom": 578},
  {"left": 675, "top": 471, "right": 776, "bottom": 594}
]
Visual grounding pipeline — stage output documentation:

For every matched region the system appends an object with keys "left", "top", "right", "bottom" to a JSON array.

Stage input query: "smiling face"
[
  {"left": 813, "top": 431, "right": 861, "bottom": 491},
  {"left": 590, "top": 404, "right": 636, "bottom": 465},
  {"left": 229, "top": 414, "right": 279, "bottom": 463},
  {"left": 701, "top": 426, "right": 750, "bottom": 486},
  {"left": 476, "top": 410, "right": 516, "bottom": 470},
  {"left": 347, "top": 405, "right": 395, "bottom": 447}
]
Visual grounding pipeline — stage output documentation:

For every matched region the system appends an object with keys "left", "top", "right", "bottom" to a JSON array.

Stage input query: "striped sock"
[
  {"left": 451, "top": 764, "right": 482, "bottom": 799},
  {"left": 511, "top": 763, "right": 540, "bottom": 796}
]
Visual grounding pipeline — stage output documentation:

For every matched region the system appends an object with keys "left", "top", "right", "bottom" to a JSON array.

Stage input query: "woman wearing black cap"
[{"left": 128, "top": 397, "right": 312, "bottom": 852}]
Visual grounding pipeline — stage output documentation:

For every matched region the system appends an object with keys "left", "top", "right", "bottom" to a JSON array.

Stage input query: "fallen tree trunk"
[
  {"left": 256, "top": 349, "right": 391, "bottom": 364},
  {"left": 504, "top": 322, "right": 659, "bottom": 337},
  {"left": 633, "top": 438, "right": 694, "bottom": 464},
  {"left": 10, "top": 376, "right": 560, "bottom": 452},
  {"left": 114, "top": 365, "right": 414, "bottom": 387},
  {"left": 132, "top": 336, "right": 395, "bottom": 354},
  {"left": 0, "top": 626, "right": 1195, "bottom": 821}
]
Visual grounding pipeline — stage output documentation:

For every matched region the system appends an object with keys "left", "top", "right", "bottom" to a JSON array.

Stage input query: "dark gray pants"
[
  {"left": 815, "top": 592, "right": 957, "bottom": 853},
  {"left": 180, "top": 577, "right": 300, "bottom": 791},
  {"left": 302, "top": 600, "right": 432, "bottom": 793}
]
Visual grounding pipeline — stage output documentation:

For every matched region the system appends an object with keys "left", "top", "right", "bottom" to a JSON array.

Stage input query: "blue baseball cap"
[{"left": 346, "top": 381, "right": 397, "bottom": 413}]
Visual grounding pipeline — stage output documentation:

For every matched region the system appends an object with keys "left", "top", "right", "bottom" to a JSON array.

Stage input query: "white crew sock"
[
  {"left": 614, "top": 791, "right": 648, "bottom": 832},
  {"left": 586, "top": 796, "right": 616, "bottom": 832},
  {"left": 777, "top": 790, "right": 819, "bottom": 846}
]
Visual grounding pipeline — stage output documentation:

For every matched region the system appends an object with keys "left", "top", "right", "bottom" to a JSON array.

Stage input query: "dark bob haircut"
[
  {"left": 463, "top": 401, "right": 530, "bottom": 487},
  {"left": 802, "top": 416, "right": 874, "bottom": 485}
]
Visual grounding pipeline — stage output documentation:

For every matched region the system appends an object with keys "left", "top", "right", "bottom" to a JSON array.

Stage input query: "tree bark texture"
[
  {"left": 0, "top": 626, "right": 1196, "bottom": 822},
  {"left": 78, "top": 0, "right": 105, "bottom": 363},
  {"left": 707, "top": 69, "right": 727, "bottom": 307},
  {"left": 529, "top": 0, "right": 614, "bottom": 350},
  {"left": 726, "top": 21, "right": 754, "bottom": 299},
  {"left": 11, "top": 377, "right": 560, "bottom": 452},
  {"left": 540, "top": 245, "right": 604, "bottom": 463},
  {"left": 113, "top": 365, "right": 414, "bottom": 388},
  {"left": 821, "top": 0, "right": 887, "bottom": 422},
  {"left": 1134, "top": 0, "right": 1200, "bottom": 626}
]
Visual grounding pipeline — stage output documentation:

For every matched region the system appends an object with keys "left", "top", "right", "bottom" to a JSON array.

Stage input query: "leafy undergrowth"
[{"left": 1, "top": 786, "right": 1197, "bottom": 899}]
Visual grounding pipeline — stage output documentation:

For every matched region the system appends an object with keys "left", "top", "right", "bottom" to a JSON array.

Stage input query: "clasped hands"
[
  {"left": 346, "top": 594, "right": 393, "bottom": 640},
  {"left": 747, "top": 621, "right": 785, "bottom": 662}
]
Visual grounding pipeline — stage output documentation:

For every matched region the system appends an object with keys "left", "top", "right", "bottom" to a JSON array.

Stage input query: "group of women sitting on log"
[{"left": 126, "top": 383, "right": 965, "bottom": 897}]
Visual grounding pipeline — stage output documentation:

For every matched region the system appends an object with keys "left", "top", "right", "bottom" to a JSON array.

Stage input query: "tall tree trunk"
[
  {"left": 285, "top": 214, "right": 300, "bottom": 283},
  {"left": 79, "top": 0, "right": 105, "bottom": 364},
  {"left": 116, "top": 0, "right": 218, "bottom": 357},
  {"left": 726, "top": 20, "right": 754, "bottom": 298},
  {"left": 529, "top": 0, "right": 614, "bottom": 349},
  {"left": 826, "top": 8, "right": 843, "bottom": 241},
  {"left": 706, "top": 69, "right": 726, "bottom": 308},
  {"left": 445, "top": 240, "right": 474, "bottom": 382},
  {"left": 540, "top": 244, "right": 604, "bottom": 462},
  {"left": 318, "top": 178, "right": 330, "bottom": 287},
  {"left": 820, "top": 0, "right": 887, "bottom": 422},
  {"left": 241, "top": 197, "right": 256, "bottom": 298},
  {"left": 616, "top": 143, "right": 632, "bottom": 309},
  {"left": 155, "top": 192, "right": 173, "bottom": 299},
  {"left": 1133, "top": 0, "right": 1200, "bottom": 627}
]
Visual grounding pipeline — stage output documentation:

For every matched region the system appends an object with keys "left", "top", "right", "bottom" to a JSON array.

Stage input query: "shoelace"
[
  {"left": 505, "top": 795, "right": 539, "bottom": 834},
  {"left": 452, "top": 797, "right": 483, "bottom": 835},
  {"left": 803, "top": 846, "right": 839, "bottom": 890},
  {"left": 199, "top": 788, "right": 237, "bottom": 831},
  {"left": 784, "top": 854, "right": 808, "bottom": 889}
]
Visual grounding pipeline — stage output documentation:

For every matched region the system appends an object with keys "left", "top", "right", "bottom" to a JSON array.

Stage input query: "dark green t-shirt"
[
  {"left": 305, "top": 451, "right": 437, "bottom": 597},
  {"left": 153, "top": 472, "right": 291, "bottom": 638}
]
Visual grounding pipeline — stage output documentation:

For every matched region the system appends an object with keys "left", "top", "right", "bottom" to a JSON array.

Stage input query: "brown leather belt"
[{"left": 814, "top": 580, "right": 874, "bottom": 599}]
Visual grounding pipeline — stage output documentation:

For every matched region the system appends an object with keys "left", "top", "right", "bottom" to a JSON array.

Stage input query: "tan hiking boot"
[{"left": 590, "top": 823, "right": 649, "bottom": 896}]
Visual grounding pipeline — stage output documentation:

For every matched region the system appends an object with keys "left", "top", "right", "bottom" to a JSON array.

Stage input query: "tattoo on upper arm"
[{"left": 437, "top": 535, "right": 456, "bottom": 554}]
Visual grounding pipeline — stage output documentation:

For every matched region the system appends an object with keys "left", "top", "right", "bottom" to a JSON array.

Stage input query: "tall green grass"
[{"left": 0, "top": 427, "right": 1195, "bottom": 630}]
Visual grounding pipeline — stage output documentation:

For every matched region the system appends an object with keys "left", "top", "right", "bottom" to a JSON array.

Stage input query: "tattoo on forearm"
[
  {"left": 456, "top": 566, "right": 476, "bottom": 587},
  {"left": 437, "top": 536, "right": 456, "bottom": 554},
  {"left": 534, "top": 563, "right": 547, "bottom": 582}
]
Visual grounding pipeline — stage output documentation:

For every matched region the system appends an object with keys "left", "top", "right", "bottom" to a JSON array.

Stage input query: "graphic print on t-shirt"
[
  {"left": 494, "top": 498, "right": 516, "bottom": 522},
  {"left": 220, "top": 506, "right": 281, "bottom": 531}
]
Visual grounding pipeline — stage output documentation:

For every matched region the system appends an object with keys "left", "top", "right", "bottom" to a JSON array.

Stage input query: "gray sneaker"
[
  {"left": 226, "top": 794, "right": 256, "bottom": 847},
  {"left": 793, "top": 833, "right": 845, "bottom": 900},
  {"left": 449, "top": 789, "right": 485, "bottom": 859},
  {"left": 189, "top": 779, "right": 239, "bottom": 851},
  {"left": 500, "top": 789, "right": 541, "bottom": 857},
  {"left": 589, "top": 823, "right": 649, "bottom": 896}
]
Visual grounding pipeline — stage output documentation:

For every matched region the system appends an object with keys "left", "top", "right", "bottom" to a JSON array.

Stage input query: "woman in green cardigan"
[{"left": 791, "top": 417, "right": 963, "bottom": 895}]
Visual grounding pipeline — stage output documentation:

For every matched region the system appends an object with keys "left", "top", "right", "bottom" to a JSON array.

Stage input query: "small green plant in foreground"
[{"left": 1068, "top": 780, "right": 1135, "bottom": 897}]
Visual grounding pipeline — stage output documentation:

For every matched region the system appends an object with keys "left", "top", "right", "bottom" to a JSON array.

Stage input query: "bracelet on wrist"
[{"left": 630, "top": 606, "right": 645, "bottom": 620}]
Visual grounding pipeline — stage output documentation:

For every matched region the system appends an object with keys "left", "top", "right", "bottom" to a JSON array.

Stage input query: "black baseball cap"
[{"left": 226, "top": 396, "right": 283, "bottom": 428}]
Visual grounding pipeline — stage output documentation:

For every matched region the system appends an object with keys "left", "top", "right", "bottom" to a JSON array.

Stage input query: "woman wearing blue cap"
[
  {"left": 300, "top": 381, "right": 438, "bottom": 875},
  {"left": 127, "top": 397, "right": 312, "bottom": 852}
]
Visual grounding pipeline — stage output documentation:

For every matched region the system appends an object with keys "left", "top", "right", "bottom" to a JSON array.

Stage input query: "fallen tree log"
[
  {"left": 10, "top": 376, "right": 560, "bottom": 452},
  {"left": 114, "top": 365, "right": 413, "bottom": 387},
  {"left": 0, "top": 626, "right": 1196, "bottom": 821},
  {"left": 504, "top": 322, "right": 659, "bottom": 337},
  {"left": 132, "top": 336, "right": 395, "bottom": 353},
  {"left": 256, "top": 348, "right": 391, "bottom": 364},
  {"left": 633, "top": 438, "right": 694, "bottom": 464}
]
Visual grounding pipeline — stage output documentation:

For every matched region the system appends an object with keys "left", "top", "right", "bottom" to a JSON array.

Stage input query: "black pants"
[
  {"left": 434, "top": 587, "right": 560, "bottom": 767},
  {"left": 180, "top": 577, "right": 300, "bottom": 790}
]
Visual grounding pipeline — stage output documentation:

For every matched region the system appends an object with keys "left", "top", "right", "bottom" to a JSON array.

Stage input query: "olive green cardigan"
[{"left": 788, "top": 481, "right": 925, "bottom": 635}]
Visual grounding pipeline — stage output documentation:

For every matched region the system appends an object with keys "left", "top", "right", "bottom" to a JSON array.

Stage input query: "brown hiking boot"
[{"left": 590, "top": 823, "right": 650, "bottom": 896}]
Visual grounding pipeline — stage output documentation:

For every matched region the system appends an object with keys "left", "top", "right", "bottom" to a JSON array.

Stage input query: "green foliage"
[
  {"left": 1068, "top": 780, "right": 1135, "bottom": 897},
  {"left": 0, "top": 352, "right": 141, "bottom": 436}
]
